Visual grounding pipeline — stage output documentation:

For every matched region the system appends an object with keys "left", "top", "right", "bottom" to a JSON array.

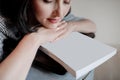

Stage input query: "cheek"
[
  {"left": 63, "top": 6, "right": 71, "bottom": 17},
  {"left": 36, "top": 9, "right": 49, "bottom": 20},
  {"left": 33, "top": 2, "right": 52, "bottom": 22},
  {"left": 35, "top": 7, "right": 47, "bottom": 21}
]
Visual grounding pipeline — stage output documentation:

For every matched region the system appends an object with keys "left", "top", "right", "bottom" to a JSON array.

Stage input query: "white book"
[{"left": 40, "top": 32, "right": 117, "bottom": 79}]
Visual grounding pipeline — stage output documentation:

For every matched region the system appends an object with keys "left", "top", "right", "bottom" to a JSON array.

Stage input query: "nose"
[{"left": 52, "top": 3, "right": 63, "bottom": 17}]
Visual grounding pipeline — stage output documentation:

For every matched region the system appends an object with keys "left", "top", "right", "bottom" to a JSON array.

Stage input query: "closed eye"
[
  {"left": 64, "top": 0, "right": 70, "bottom": 4},
  {"left": 43, "top": 0, "right": 53, "bottom": 3}
]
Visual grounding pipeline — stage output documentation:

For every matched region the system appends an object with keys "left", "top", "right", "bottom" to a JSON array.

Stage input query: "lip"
[{"left": 47, "top": 18, "right": 61, "bottom": 23}]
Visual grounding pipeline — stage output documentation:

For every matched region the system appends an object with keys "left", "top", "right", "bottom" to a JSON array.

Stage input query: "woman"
[{"left": 0, "top": 0, "right": 96, "bottom": 80}]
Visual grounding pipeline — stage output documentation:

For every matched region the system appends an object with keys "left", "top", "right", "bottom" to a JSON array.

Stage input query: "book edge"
[
  {"left": 39, "top": 46, "right": 77, "bottom": 77},
  {"left": 76, "top": 48, "right": 117, "bottom": 79}
]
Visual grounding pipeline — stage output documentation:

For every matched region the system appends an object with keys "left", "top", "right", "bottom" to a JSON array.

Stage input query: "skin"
[
  {"left": 0, "top": 0, "right": 96, "bottom": 80},
  {"left": 32, "top": 0, "right": 71, "bottom": 29}
]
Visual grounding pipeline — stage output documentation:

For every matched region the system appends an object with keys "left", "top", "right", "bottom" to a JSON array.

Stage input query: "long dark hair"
[
  {"left": 0, "top": 0, "right": 71, "bottom": 62},
  {"left": 0, "top": 0, "right": 71, "bottom": 36},
  {"left": 0, "top": 0, "right": 39, "bottom": 62},
  {"left": 0, "top": 0, "right": 40, "bottom": 36}
]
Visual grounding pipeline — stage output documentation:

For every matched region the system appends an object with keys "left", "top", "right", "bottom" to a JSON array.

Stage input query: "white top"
[{"left": 41, "top": 32, "right": 117, "bottom": 79}]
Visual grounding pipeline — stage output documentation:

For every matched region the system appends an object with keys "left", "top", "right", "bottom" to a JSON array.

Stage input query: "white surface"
[{"left": 41, "top": 32, "right": 117, "bottom": 79}]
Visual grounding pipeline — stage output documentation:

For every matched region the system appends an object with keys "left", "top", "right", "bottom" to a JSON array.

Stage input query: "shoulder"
[
  {"left": 0, "top": 16, "right": 5, "bottom": 22},
  {"left": 0, "top": 16, "right": 7, "bottom": 40},
  {"left": 0, "top": 16, "right": 8, "bottom": 35},
  {"left": 0, "top": 16, "right": 18, "bottom": 39},
  {"left": 0, "top": 16, "right": 6, "bottom": 44},
  {"left": 0, "top": 32, "right": 6, "bottom": 61}
]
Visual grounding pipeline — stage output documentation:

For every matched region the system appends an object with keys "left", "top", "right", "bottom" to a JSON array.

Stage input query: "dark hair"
[
  {"left": 0, "top": 0, "right": 71, "bottom": 62},
  {"left": 0, "top": 0, "right": 36, "bottom": 62},
  {"left": 0, "top": 0, "right": 71, "bottom": 36},
  {"left": 0, "top": 0, "right": 40, "bottom": 36}
]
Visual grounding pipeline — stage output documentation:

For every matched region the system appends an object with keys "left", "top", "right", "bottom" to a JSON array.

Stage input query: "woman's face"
[{"left": 32, "top": 0, "right": 71, "bottom": 28}]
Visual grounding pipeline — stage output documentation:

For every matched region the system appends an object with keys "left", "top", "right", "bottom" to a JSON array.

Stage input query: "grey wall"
[{"left": 71, "top": 0, "right": 120, "bottom": 45}]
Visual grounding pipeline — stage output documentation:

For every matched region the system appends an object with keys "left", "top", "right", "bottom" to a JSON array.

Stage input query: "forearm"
[
  {"left": 0, "top": 34, "right": 41, "bottom": 80},
  {"left": 68, "top": 19, "right": 96, "bottom": 33}
]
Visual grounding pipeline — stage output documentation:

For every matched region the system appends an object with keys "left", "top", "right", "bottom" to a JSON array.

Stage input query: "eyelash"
[
  {"left": 43, "top": 0, "right": 52, "bottom": 3},
  {"left": 64, "top": 1, "right": 70, "bottom": 4},
  {"left": 43, "top": 0, "right": 70, "bottom": 4}
]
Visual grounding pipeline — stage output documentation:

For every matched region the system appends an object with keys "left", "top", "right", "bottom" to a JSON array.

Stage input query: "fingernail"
[{"left": 57, "top": 27, "right": 60, "bottom": 30}]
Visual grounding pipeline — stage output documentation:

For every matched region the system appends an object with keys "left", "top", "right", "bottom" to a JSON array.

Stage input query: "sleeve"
[
  {"left": 63, "top": 13, "right": 95, "bottom": 38},
  {"left": 0, "top": 16, "right": 7, "bottom": 62},
  {"left": 0, "top": 32, "right": 6, "bottom": 62},
  {"left": 63, "top": 13, "right": 84, "bottom": 21}
]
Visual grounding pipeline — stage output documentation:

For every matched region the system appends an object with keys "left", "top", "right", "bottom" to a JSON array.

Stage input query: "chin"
[{"left": 45, "top": 23, "right": 59, "bottom": 29}]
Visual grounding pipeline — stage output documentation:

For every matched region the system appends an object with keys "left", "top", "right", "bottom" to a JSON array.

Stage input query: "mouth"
[{"left": 47, "top": 18, "right": 61, "bottom": 24}]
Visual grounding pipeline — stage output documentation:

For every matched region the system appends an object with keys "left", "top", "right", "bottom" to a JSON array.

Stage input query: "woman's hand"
[
  {"left": 53, "top": 21, "right": 76, "bottom": 42},
  {"left": 29, "top": 21, "right": 67, "bottom": 44},
  {"left": 29, "top": 19, "right": 96, "bottom": 44},
  {"left": 54, "top": 19, "right": 96, "bottom": 42}
]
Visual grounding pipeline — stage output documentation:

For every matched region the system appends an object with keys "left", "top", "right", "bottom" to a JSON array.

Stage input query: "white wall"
[{"left": 71, "top": 0, "right": 120, "bottom": 45}]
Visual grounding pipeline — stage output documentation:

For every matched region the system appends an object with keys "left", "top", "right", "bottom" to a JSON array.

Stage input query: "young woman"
[{"left": 0, "top": 0, "right": 96, "bottom": 80}]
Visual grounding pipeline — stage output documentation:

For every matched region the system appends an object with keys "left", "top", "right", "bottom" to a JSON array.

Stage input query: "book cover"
[{"left": 40, "top": 32, "right": 117, "bottom": 79}]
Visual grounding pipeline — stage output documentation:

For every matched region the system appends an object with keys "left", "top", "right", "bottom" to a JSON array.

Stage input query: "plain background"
[
  {"left": 71, "top": 0, "right": 120, "bottom": 80},
  {"left": 71, "top": 0, "right": 120, "bottom": 45}
]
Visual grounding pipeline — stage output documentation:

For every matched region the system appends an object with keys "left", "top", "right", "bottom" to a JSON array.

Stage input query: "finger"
[
  {"left": 53, "top": 33, "right": 66, "bottom": 43},
  {"left": 50, "top": 27, "right": 66, "bottom": 42},
  {"left": 59, "top": 20, "right": 66, "bottom": 24},
  {"left": 52, "top": 29, "right": 68, "bottom": 43},
  {"left": 58, "top": 21, "right": 66, "bottom": 27},
  {"left": 56, "top": 22, "right": 67, "bottom": 31}
]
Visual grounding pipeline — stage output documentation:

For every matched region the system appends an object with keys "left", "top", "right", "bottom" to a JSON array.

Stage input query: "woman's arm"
[
  {"left": 68, "top": 19, "right": 96, "bottom": 33},
  {"left": 0, "top": 34, "right": 41, "bottom": 80},
  {"left": 63, "top": 13, "right": 96, "bottom": 37},
  {"left": 54, "top": 14, "right": 96, "bottom": 41},
  {"left": 66, "top": 19, "right": 96, "bottom": 38},
  {"left": 0, "top": 22, "right": 67, "bottom": 80}
]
